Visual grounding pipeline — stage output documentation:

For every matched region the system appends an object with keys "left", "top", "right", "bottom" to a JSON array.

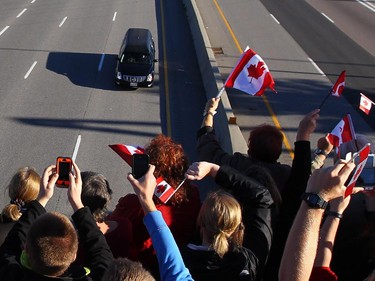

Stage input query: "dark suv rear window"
[{"left": 120, "top": 53, "right": 150, "bottom": 65}]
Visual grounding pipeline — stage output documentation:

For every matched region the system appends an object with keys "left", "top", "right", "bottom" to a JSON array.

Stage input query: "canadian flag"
[
  {"left": 331, "top": 71, "right": 346, "bottom": 97},
  {"left": 359, "top": 93, "right": 373, "bottom": 115},
  {"left": 224, "top": 47, "right": 276, "bottom": 96},
  {"left": 153, "top": 177, "right": 174, "bottom": 203},
  {"left": 327, "top": 114, "right": 356, "bottom": 151},
  {"left": 345, "top": 143, "right": 371, "bottom": 197},
  {"left": 109, "top": 144, "right": 181, "bottom": 204},
  {"left": 109, "top": 144, "right": 145, "bottom": 166}
]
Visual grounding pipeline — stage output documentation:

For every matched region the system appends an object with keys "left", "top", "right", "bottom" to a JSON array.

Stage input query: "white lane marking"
[
  {"left": 31, "top": 0, "right": 36, "bottom": 3},
  {"left": 321, "top": 13, "right": 334, "bottom": 23},
  {"left": 356, "top": 0, "right": 375, "bottom": 12},
  {"left": 0, "top": 26, "right": 10, "bottom": 37},
  {"left": 59, "top": 16, "right": 67, "bottom": 27},
  {"left": 24, "top": 61, "right": 37, "bottom": 79},
  {"left": 270, "top": 14, "right": 280, "bottom": 24},
  {"left": 71, "top": 135, "right": 82, "bottom": 162},
  {"left": 16, "top": 8, "right": 27, "bottom": 18},
  {"left": 308, "top": 57, "right": 326, "bottom": 76},
  {"left": 98, "top": 54, "right": 105, "bottom": 71},
  {"left": 113, "top": 12, "right": 117, "bottom": 21}
]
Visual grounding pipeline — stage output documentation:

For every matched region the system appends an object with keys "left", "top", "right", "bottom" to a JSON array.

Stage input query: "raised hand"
[
  {"left": 296, "top": 109, "right": 320, "bottom": 141},
  {"left": 306, "top": 159, "right": 355, "bottom": 201},
  {"left": 128, "top": 165, "right": 157, "bottom": 214},
  {"left": 68, "top": 161, "right": 84, "bottom": 212},
  {"left": 37, "top": 165, "right": 58, "bottom": 207},
  {"left": 185, "top": 161, "right": 220, "bottom": 181}
]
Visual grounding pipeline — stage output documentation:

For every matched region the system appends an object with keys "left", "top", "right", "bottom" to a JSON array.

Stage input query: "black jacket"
[
  {"left": 0, "top": 201, "right": 113, "bottom": 281},
  {"left": 263, "top": 140, "right": 312, "bottom": 281},
  {"left": 196, "top": 126, "right": 291, "bottom": 193},
  {"left": 181, "top": 165, "right": 273, "bottom": 281}
]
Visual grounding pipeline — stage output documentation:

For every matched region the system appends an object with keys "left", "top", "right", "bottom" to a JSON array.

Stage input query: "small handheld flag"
[
  {"left": 222, "top": 47, "right": 276, "bottom": 97},
  {"left": 154, "top": 178, "right": 186, "bottom": 204},
  {"left": 345, "top": 143, "right": 371, "bottom": 197},
  {"left": 318, "top": 70, "right": 346, "bottom": 109},
  {"left": 331, "top": 71, "right": 346, "bottom": 97},
  {"left": 109, "top": 144, "right": 145, "bottom": 166},
  {"left": 327, "top": 114, "right": 356, "bottom": 157},
  {"left": 359, "top": 93, "right": 374, "bottom": 115}
]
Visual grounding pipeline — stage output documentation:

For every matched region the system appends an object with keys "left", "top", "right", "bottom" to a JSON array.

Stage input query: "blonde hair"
[
  {"left": 198, "top": 191, "right": 244, "bottom": 258},
  {"left": 1, "top": 167, "right": 40, "bottom": 222},
  {"left": 26, "top": 212, "right": 78, "bottom": 277}
]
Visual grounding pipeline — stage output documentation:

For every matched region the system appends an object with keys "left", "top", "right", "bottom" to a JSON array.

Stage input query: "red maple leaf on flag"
[
  {"left": 156, "top": 184, "right": 167, "bottom": 194},
  {"left": 337, "top": 85, "right": 344, "bottom": 95},
  {"left": 247, "top": 61, "right": 265, "bottom": 83}
]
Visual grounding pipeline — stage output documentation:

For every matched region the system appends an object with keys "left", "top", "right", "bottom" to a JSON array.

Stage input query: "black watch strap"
[
  {"left": 301, "top": 192, "right": 328, "bottom": 209},
  {"left": 314, "top": 149, "right": 328, "bottom": 157}
]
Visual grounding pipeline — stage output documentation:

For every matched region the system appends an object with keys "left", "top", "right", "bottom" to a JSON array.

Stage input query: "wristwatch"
[
  {"left": 314, "top": 148, "right": 328, "bottom": 157},
  {"left": 301, "top": 192, "right": 328, "bottom": 209}
]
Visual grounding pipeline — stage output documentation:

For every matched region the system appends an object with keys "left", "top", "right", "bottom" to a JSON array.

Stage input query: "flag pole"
[
  {"left": 318, "top": 90, "right": 331, "bottom": 109},
  {"left": 216, "top": 86, "right": 225, "bottom": 98}
]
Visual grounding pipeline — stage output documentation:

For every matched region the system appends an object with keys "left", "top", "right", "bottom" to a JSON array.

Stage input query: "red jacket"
[{"left": 108, "top": 185, "right": 201, "bottom": 275}]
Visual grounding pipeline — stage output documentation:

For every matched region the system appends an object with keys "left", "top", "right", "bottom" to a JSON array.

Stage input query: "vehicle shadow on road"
[{"left": 46, "top": 52, "right": 142, "bottom": 91}]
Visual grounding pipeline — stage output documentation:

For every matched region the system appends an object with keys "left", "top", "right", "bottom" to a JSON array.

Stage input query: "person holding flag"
[
  {"left": 108, "top": 134, "right": 201, "bottom": 279},
  {"left": 198, "top": 97, "right": 290, "bottom": 192},
  {"left": 311, "top": 113, "right": 371, "bottom": 170},
  {"left": 308, "top": 126, "right": 375, "bottom": 281},
  {"left": 197, "top": 97, "right": 319, "bottom": 194}
]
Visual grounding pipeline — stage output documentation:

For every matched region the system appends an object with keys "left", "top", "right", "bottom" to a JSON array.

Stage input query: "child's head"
[
  {"left": 197, "top": 190, "right": 244, "bottom": 258},
  {"left": 104, "top": 257, "right": 155, "bottom": 281},
  {"left": 1, "top": 167, "right": 40, "bottom": 222},
  {"left": 25, "top": 212, "right": 78, "bottom": 277}
]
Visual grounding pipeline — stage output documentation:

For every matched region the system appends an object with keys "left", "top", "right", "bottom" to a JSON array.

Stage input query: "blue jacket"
[{"left": 144, "top": 211, "right": 193, "bottom": 281}]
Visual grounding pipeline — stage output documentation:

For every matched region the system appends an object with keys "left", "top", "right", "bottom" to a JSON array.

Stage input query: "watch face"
[
  {"left": 303, "top": 193, "right": 327, "bottom": 209},
  {"left": 308, "top": 194, "right": 319, "bottom": 204},
  {"left": 315, "top": 149, "right": 327, "bottom": 156}
]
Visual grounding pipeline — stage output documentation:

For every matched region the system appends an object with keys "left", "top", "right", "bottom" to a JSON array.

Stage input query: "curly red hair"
[{"left": 145, "top": 134, "right": 191, "bottom": 206}]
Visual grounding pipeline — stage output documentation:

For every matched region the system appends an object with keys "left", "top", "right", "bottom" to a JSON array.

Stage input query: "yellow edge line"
[
  {"left": 160, "top": 0, "right": 172, "bottom": 136},
  {"left": 212, "top": 0, "right": 294, "bottom": 159}
]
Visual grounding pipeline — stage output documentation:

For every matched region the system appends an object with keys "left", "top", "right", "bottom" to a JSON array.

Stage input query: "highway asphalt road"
[
  {"left": 195, "top": 0, "right": 375, "bottom": 165},
  {"left": 0, "top": 0, "right": 207, "bottom": 214}
]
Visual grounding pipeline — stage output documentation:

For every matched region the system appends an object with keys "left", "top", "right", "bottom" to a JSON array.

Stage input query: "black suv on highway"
[{"left": 115, "top": 28, "right": 157, "bottom": 88}]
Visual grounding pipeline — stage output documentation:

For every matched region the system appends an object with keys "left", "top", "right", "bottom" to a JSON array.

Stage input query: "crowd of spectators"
[{"left": 0, "top": 96, "right": 374, "bottom": 281}]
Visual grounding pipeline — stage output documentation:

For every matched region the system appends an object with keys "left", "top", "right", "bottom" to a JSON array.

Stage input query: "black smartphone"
[
  {"left": 56, "top": 157, "right": 72, "bottom": 187},
  {"left": 132, "top": 154, "right": 150, "bottom": 179}
]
